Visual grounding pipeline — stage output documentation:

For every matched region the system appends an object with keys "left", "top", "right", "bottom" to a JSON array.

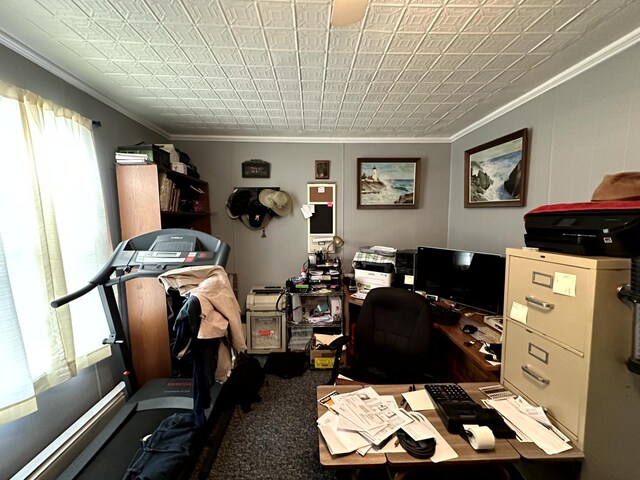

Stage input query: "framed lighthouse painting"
[{"left": 357, "top": 158, "right": 421, "bottom": 209}]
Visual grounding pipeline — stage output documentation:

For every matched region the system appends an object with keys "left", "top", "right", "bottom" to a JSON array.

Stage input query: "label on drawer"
[
  {"left": 552, "top": 272, "right": 576, "bottom": 297},
  {"left": 510, "top": 301, "right": 528, "bottom": 324}
]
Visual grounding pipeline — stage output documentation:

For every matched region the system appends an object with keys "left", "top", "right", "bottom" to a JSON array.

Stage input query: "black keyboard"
[
  {"left": 425, "top": 383, "right": 474, "bottom": 404},
  {"left": 425, "top": 384, "right": 515, "bottom": 437},
  {"left": 427, "top": 303, "right": 461, "bottom": 325}
]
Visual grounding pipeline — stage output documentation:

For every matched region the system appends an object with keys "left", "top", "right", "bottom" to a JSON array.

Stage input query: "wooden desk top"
[
  {"left": 317, "top": 383, "right": 584, "bottom": 470},
  {"left": 317, "top": 383, "right": 519, "bottom": 469},
  {"left": 435, "top": 316, "right": 501, "bottom": 374}
]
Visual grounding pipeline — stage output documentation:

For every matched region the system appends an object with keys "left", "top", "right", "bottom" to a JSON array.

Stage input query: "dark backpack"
[{"left": 225, "top": 352, "right": 265, "bottom": 412}]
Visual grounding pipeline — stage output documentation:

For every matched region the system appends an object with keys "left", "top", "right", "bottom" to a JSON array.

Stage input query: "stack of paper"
[
  {"left": 486, "top": 396, "right": 572, "bottom": 455},
  {"left": 317, "top": 387, "right": 457, "bottom": 462}
]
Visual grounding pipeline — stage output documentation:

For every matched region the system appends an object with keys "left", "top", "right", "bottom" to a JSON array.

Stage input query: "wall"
[
  {"left": 173, "top": 140, "right": 451, "bottom": 303},
  {"left": 449, "top": 43, "right": 640, "bottom": 255},
  {"left": 449, "top": 44, "right": 640, "bottom": 480},
  {"left": 0, "top": 43, "right": 169, "bottom": 478}
]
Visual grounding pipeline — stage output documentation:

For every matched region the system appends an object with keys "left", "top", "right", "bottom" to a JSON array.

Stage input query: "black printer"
[{"left": 524, "top": 201, "right": 640, "bottom": 257}]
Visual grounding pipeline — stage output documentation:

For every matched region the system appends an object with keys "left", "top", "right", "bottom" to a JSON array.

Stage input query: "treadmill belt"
[{"left": 77, "top": 408, "right": 178, "bottom": 479}]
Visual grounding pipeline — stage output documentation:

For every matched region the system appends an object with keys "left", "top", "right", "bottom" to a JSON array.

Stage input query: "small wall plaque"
[{"left": 242, "top": 159, "right": 271, "bottom": 178}]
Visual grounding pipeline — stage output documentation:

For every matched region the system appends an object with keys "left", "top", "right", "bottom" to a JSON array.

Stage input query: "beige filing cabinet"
[{"left": 502, "top": 248, "right": 640, "bottom": 480}]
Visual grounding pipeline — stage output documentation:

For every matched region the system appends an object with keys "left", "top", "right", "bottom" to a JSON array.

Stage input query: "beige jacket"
[{"left": 158, "top": 265, "right": 247, "bottom": 383}]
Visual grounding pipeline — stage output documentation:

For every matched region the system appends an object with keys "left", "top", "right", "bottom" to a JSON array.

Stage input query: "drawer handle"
[
  {"left": 525, "top": 296, "right": 555, "bottom": 310},
  {"left": 521, "top": 365, "right": 550, "bottom": 384}
]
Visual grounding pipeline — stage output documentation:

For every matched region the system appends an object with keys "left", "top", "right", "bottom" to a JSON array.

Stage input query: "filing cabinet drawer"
[
  {"left": 505, "top": 256, "right": 593, "bottom": 353},
  {"left": 502, "top": 320, "right": 586, "bottom": 438}
]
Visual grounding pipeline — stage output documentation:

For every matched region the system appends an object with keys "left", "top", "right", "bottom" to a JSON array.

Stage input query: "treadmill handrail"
[{"left": 50, "top": 244, "right": 125, "bottom": 308}]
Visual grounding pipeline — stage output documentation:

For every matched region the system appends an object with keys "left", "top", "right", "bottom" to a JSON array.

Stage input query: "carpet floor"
[{"left": 198, "top": 368, "right": 341, "bottom": 480}]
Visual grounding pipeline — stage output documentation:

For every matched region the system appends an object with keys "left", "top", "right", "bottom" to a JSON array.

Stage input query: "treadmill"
[{"left": 51, "top": 229, "right": 233, "bottom": 479}]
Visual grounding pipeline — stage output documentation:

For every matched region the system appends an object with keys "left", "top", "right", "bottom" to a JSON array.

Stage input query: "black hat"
[
  {"left": 226, "top": 189, "right": 251, "bottom": 219},
  {"left": 239, "top": 200, "right": 272, "bottom": 230}
]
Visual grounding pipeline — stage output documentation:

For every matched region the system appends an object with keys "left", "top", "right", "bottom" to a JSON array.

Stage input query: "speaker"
[{"left": 394, "top": 249, "right": 417, "bottom": 291}]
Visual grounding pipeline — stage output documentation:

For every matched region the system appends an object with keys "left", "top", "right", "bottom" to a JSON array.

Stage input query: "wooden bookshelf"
[{"left": 115, "top": 163, "right": 211, "bottom": 385}]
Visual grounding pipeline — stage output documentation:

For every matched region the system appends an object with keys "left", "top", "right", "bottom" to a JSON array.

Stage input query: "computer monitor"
[{"left": 415, "top": 246, "right": 506, "bottom": 314}]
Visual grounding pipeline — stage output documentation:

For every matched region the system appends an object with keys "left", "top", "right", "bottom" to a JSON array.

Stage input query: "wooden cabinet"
[
  {"left": 501, "top": 248, "right": 640, "bottom": 480},
  {"left": 115, "top": 163, "right": 212, "bottom": 385}
]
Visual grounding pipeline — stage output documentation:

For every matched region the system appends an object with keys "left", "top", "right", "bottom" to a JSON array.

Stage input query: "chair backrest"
[{"left": 353, "top": 287, "right": 434, "bottom": 382}]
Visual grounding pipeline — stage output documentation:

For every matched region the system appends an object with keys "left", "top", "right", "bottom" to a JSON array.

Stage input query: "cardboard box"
[{"left": 310, "top": 348, "right": 346, "bottom": 370}]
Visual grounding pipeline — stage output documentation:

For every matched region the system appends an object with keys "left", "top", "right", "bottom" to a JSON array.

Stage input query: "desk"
[
  {"left": 317, "top": 383, "right": 583, "bottom": 479},
  {"left": 343, "top": 290, "right": 500, "bottom": 382}
]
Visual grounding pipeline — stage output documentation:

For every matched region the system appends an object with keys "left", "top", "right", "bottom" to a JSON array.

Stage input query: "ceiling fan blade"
[{"left": 331, "top": 0, "right": 368, "bottom": 27}]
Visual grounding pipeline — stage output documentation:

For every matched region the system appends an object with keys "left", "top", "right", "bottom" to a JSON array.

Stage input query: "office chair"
[{"left": 327, "top": 287, "right": 436, "bottom": 385}]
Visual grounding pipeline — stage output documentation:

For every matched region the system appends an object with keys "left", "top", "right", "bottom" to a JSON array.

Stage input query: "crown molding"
[
  {"left": 168, "top": 134, "right": 450, "bottom": 143},
  {"left": 450, "top": 26, "right": 640, "bottom": 142}
]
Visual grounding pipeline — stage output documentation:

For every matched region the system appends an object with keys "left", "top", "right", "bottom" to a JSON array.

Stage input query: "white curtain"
[{"left": 0, "top": 81, "right": 112, "bottom": 424}]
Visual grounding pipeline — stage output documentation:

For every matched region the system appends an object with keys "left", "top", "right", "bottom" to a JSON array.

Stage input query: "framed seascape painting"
[
  {"left": 464, "top": 128, "right": 529, "bottom": 208},
  {"left": 357, "top": 158, "right": 420, "bottom": 209}
]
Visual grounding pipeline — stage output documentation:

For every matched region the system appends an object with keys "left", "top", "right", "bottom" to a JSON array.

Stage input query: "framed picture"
[
  {"left": 242, "top": 159, "right": 270, "bottom": 178},
  {"left": 464, "top": 128, "right": 529, "bottom": 208},
  {"left": 315, "top": 160, "right": 330, "bottom": 180},
  {"left": 357, "top": 158, "right": 420, "bottom": 209}
]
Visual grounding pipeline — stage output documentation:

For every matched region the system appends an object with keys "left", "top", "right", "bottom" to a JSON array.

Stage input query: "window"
[{"left": 0, "top": 82, "right": 112, "bottom": 424}]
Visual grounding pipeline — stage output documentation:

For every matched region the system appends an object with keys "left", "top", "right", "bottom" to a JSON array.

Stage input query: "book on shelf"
[{"left": 159, "top": 173, "right": 172, "bottom": 211}]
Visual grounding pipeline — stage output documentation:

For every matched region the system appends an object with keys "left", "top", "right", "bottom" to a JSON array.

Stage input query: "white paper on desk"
[
  {"left": 487, "top": 398, "right": 572, "bottom": 455},
  {"left": 331, "top": 388, "right": 386, "bottom": 431},
  {"left": 512, "top": 397, "right": 570, "bottom": 443},
  {"left": 423, "top": 418, "right": 458, "bottom": 463},
  {"left": 350, "top": 396, "right": 411, "bottom": 445},
  {"left": 317, "top": 411, "right": 371, "bottom": 455},
  {"left": 399, "top": 410, "right": 435, "bottom": 442},
  {"left": 402, "top": 389, "right": 435, "bottom": 411}
]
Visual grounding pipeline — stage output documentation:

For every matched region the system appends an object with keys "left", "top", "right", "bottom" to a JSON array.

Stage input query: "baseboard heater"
[{"left": 12, "top": 382, "right": 127, "bottom": 480}]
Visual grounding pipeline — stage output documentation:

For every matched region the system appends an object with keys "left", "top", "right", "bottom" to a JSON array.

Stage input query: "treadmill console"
[{"left": 135, "top": 250, "right": 214, "bottom": 264}]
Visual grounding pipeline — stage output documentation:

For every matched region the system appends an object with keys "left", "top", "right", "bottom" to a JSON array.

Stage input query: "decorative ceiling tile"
[
  {"left": 372, "top": 70, "right": 400, "bottom": 82},
  {"left": 182, "top": 1, "right": 227, "bottom": 26},
  {"left": 494, "top": 6, "right": 549, "bottom": 34},
  {"left": 416, "top": 34, "right": 457, "bottom": 53},
  {"left": 399, "top": 6, "right": 441, "bottom": 33},
  {"left": 463, "top": 7, "right": 513, "bottom": 34},
  {"left": 1, "top": 0, "right": 637, "bottom": 138},
  {"left": 430, "top": 7, "right": 478, "bottom": 34},
  {"left": 258, "top": 1, "right": 295, "bottom": 28},
  {"left": 198, "top": 26, "right": 236, "bottom": 48},
  {"left": 358, "top": 32, "right": 393, "bottom": 53},
  {"left": 264, "top": 28, "right": 297, "bottom": 50},
  {"left": 231, "top": 27, "right": 267, "bottom": 49},
  {"left": 219, "top": 0, "right": 261, "bottom": 27}
]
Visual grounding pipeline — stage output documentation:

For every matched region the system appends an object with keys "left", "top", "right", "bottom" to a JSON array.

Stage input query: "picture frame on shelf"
[
  {"left": 357, "top": 158, "right": 420, "bottom": 209},
  {"left": 315, "top": 160, "right": 330, "bottom": 180},
  {"left": 464, "top": 128, "right": 529, "bottom": 208}
]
